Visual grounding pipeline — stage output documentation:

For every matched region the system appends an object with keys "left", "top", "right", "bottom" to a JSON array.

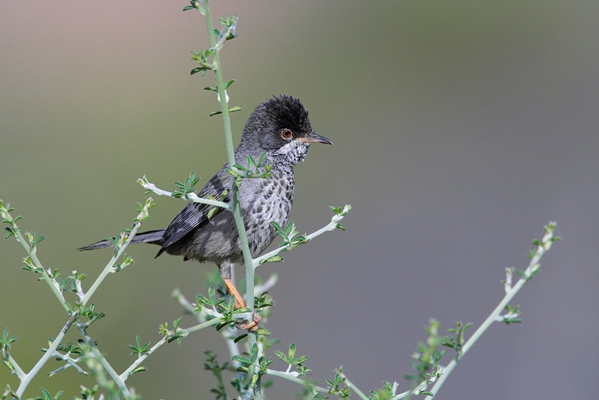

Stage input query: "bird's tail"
[{"left": 78, "top": 229, "right": 165, "bottom": 251}]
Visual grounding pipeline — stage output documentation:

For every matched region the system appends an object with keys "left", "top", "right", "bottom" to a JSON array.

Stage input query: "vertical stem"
[
  {"left": 199, "top": 3, "right": 261, "bottom": 398},
  {"left": 202, "top": 0, "right": 235, "bottom": 166},
  {"left": 201, "top": 0, "right": 255, "bottom": 313}
]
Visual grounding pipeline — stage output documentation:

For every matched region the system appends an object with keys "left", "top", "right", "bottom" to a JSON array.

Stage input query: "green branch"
[
  {"left": 79, "top": 326, "right": 132, "bottom": 397},
  {"left": 81, "top": 198, "right": 154, "bottom": 305},
  {"left": 191, "top": 2, "right": 262, "bottom": 397},
  {"left": 138, "top": 175, "right": 231, "bottom": 210},
  {"left": 198, "top": 1, "right": 257, "bottom": 315},
  {"left": 1, "top": 200, "right": 70, "bottom": 313},
  {"left": 266, "top": 369, "right": 330, "bottom": 395},
  {"left": 338, "top": 371, "right": 369, "bottom": 400},
  {"left": 254, "top": 205, "right": 351, "bottom": 267},
  {"left": 14, "top": 315, "right": 77, "bottom": 397},
  {"left": 119, "top": 317, "right": 220, "bottom": 382},
  {"left": 1, "top": 199, "right": 154, "bottom": 397},
  {"left": 423, "top": 222, "right": 558, "bottom": 398}
]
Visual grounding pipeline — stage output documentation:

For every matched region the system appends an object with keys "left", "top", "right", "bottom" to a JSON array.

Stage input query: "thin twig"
[{"left": 424, "top": 222, "right": 557, "bottom": 398}]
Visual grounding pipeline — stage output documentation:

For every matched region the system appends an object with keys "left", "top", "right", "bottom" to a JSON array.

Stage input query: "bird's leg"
[
  {"left": 223, "top": 278, "right": 246, "bottom": 309},
  {"left": 217, "top": 262, "right": 245, "bottom": 308},
  {"left": 218, "top": 262, "right": 261, "bottom": 331}
]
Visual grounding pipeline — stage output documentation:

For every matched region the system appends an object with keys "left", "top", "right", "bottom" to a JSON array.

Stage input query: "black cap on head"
[{"left": 239, "top": 95, "right": 313, "bottom": 151}]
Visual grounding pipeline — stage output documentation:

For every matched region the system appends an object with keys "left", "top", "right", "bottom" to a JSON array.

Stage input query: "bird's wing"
[{"left": 157, "top": 165, "right": 231, "bottom": 256}]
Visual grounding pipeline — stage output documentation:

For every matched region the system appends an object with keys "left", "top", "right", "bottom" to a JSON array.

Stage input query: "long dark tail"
[{"left": 78, "top": 229, "right": 165, "bottom": 251}]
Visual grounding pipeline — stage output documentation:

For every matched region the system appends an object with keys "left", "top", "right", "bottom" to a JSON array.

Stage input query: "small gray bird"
[{"left": 80, "top": 95, "right": 332, "bottom": 325}]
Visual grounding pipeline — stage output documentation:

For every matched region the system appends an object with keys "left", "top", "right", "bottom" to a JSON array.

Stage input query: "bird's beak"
[{"left": 299, "top": 132, "right": 334, "bottom": 145}]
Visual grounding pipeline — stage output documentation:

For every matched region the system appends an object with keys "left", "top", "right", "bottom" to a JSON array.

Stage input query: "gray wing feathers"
[{"left": 156, "top": 165, "right": 231, "bottom": 256}]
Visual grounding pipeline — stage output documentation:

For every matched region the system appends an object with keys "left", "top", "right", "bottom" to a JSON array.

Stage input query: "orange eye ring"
[{"left": 280, "top": 128, "right": 293, "bottom": 140}]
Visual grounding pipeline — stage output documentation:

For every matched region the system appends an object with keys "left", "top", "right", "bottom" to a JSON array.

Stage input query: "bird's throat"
[{"left": 273, "top": 141, "right": 310, "bottom": 165}]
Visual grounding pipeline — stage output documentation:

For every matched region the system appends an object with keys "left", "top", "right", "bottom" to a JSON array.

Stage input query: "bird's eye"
[{"left": 280, "top": 128, "right": 293, "bottom": 140}]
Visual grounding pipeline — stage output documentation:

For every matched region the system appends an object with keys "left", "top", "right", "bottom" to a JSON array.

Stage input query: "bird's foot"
[
  {"left": 223, "top": 277, "right": 262, "bottom": 331},
  {"left": 237, "top": 313, "right": 262, "bottom": 331}
]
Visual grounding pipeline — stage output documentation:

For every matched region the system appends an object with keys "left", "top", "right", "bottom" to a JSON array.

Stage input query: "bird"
[{"left": 80, "top": 95, "right": 333, "bottom": 329}]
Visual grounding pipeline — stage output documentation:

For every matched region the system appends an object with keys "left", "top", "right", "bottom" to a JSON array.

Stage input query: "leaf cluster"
[
  {"left": 172, "top": 171, "right": 200, "bottom": 199},
  {"left": 326, "top": 369, "right": 351, "bottom": 399},
  {"left": 228, "top": 154, "right": 273, "bottom": 186},
  {"left": 441, "top": 321, "right": 472, "bottom": 358},
  {"left": 274, "top": 343, "right": 309, "bottom": 373},
  {"left": 330, "top": 205, "right": 352, "bottom": 231},
  {"left": 127, "top": 336, "right": 150, "bottom": 357},
  {"left": 271, "top": 221, "right": 308, "bottom": 250},
  {"left": 500, "top": 304, "right": 522, "bottom": 324},
  {"left": 196, "top": 287, "right": 245, "bottom": 331},
  {"left": 232, "top": 344, "right": 273, "bottom": 393},
  {"left": 0, "top": 329, "right": 18, "bottom": 357},
  {"left": 204, "top": 350, "right": 230, "bottom": 399},
  {"left": 405, "top": 320, "right": 445, "bottom": 397},
  {"left": 159, "top": 317, "right": 186, "bottom": 345},
  {"left": 1, "top": 201, "right": 22, "bottom": 240}
]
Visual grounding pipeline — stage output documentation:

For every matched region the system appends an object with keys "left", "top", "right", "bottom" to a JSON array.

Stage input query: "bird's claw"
[{"left": 237, "top": 313, "right": 262, "bottom": 331}]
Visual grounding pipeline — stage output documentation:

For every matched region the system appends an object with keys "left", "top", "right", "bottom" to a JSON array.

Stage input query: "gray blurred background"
[{"left": 1, "top": 1, "right": 598, "bottom": 399}]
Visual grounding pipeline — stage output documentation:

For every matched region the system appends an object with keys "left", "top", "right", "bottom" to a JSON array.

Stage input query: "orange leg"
[
  {"left": 223, "top": 278, "right": 247, "bottom": 309},
  {"left": 218, "top": 264, "right": 262, "bottom": 331}
]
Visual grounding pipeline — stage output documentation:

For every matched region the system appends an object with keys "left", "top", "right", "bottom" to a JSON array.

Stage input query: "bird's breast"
[{"left": 240, "top": 168, "right": 295, "bottom": 255}]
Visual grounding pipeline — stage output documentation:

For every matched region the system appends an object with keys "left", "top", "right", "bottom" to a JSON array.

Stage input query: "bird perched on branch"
[{"left": 80, "top": 95, "right": 332, "bottom": 329}]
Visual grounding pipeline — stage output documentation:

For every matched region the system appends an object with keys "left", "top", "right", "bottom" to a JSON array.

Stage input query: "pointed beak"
[{"left": 299, "top": 132, "right": 334, "bottom": 145}]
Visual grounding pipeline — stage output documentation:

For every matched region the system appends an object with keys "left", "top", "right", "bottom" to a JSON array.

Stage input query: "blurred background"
[{"left": 1, "top": 1, "right": 598, "bottom": 398}]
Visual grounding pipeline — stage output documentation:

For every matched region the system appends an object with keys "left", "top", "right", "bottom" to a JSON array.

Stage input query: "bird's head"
[{"left": 239, "top": 95, "right": 332, "bottom": 165}]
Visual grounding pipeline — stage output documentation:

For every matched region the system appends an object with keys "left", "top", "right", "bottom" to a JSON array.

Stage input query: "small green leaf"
[
  {"left": 260, "top": 255, "right": 283, "bottom": 264},
  {"left": 207, "top": 206, "right": 219, "bottom": 220},
  {"left": 173, "top": 317, "right": 182, "bottom": 329},
  {"left": 130, "top": 366, "right": 148, "bottom": 376},
  {"left": 250, "top": 372, "right": 259, "bottom": 387},
  {"left": 232, "top": 355, "right": 252, "bottom": 365},
  {"left": 274, "top": 350, "right": 288, "bottom": 363},
  {"left": 250, "top": 343, "right": 259, "bottom": 362},
  {"left": 0, "top": 328, "right": 18, "bottom": 351},
  {"left": 234, "top": 334, "right": 248, "bottom": 343},
  {"left": 295, "top": 355, "right": 308, "bottom": 364},
  {"left": 256, "top": 328, "right": 271, "bottom": 336},
  {"left": 128, "top": 335, "right": 151, "bottom": 356}
]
